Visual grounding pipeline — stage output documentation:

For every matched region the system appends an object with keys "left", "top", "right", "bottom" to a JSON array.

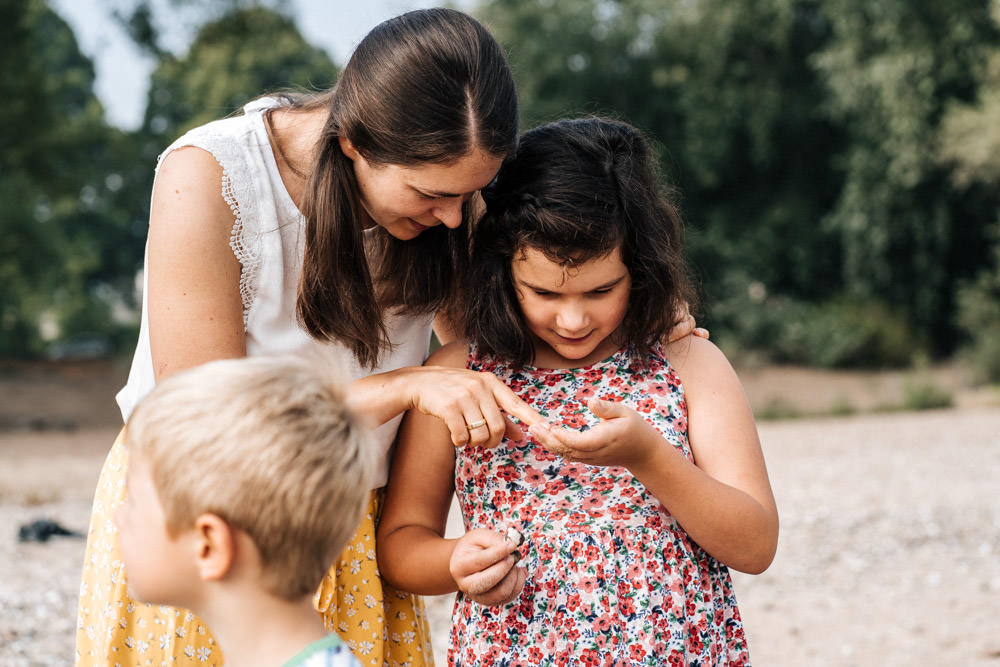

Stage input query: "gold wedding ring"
[{"left": 465, "top": 419, "right": 487, "bottom": 430}]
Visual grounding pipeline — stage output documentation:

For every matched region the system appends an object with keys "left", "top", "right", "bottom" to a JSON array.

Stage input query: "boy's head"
[{"left": 116, "top": 355, "right": 376, "bottom": 604}]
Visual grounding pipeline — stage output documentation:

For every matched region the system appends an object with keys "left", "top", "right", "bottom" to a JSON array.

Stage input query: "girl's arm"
[
  {"left": 646, "top": 336, "right": 777, "bottom": 573},
  {"left": 531, "top": 336, "right": 778, "bottom": 574},
  {"left": 378, "top": 342, "right": 524, "bottom": 603}
]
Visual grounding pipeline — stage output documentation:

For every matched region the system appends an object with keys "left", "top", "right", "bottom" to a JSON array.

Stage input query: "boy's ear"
[{"left": 193, "top": 513, "right": 236, "bottom": 581}]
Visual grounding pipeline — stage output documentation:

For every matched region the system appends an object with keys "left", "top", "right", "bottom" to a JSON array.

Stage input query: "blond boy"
[{"left": 116, "top": 355, "right": 374, "bottom": 667}]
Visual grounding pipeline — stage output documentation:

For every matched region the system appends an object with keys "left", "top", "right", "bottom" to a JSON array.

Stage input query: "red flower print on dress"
[{"left": 544, "top": 479, "right": 566, "bottom": 495}]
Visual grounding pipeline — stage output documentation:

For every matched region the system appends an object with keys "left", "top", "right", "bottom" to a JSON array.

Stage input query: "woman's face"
[{"left": 340, "top": 138, "right": 503, "bottom": 240}]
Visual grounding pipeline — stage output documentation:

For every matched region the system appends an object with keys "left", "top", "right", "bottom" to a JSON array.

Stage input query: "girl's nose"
[{"left": 556, "top": 302, "right": 589, "bottom": 333}]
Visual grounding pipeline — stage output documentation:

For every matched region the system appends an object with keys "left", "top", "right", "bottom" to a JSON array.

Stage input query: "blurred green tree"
[
  {"left": 139, "top": 5, "right": 338, "bottom": 147},
  {"left": 813, "top": 0, "right": 1000, "bottom": 353},
  {"left": 0, "top": 0, "right": 143, "bottom": 357},
  {"left": 937, "top": 0, "right": 1000, "bottom": 381},
  {"left": 1, "top": 0, "right": 337, "bottom": 358}
]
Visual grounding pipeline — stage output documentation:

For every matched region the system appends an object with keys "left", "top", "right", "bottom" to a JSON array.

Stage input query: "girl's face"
[
  {"left": 339, "top": 137, "right": 503, "bottom": 240},
  {"left": 511, "top": 246, "right": 631, "bottom": 369}
]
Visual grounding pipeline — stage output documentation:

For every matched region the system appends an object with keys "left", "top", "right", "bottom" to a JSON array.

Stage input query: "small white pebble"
[{"left": 505, "top": 526, "right": 524, "bottom": 547}]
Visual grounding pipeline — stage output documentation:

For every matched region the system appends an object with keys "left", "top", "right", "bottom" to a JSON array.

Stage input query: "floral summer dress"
[{"left": 450, "top": 344, "right": 750, "bottom": 666}]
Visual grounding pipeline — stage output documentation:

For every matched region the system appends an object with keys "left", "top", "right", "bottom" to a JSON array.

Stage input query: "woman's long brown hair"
[{"left": 279, "top": 9, "right": 518, "bottom": 369}]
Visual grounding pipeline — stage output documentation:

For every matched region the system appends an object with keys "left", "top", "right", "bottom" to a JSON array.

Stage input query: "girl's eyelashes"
[{"left": 529, "top": 288, "right": 614, "bottom": 297}]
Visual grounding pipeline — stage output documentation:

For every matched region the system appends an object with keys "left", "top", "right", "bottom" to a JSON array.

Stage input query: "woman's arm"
[
  {"left": 147, "top": 148, "right": 542, "bottom": 446},
  {"left": 530, "top": 336, "right": 777, "bottom": 574},
  {"left": 147, "top": 147, "right": 247, "bottom": 380},
  {"left": 377, "top": 342, "right": 522, "bottom": 602},
  {"left": 663, "top": 302, "right": 709, "bottom": 342}
]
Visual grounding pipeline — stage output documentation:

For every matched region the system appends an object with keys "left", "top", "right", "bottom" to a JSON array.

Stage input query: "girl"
[{"left": 378, "top": 118, "right": 778, "bottom": 666}]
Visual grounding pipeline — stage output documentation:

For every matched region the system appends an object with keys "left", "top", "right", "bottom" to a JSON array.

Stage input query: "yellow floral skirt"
[{"left": 76, "top": 431, "right": 433, "bottom": 666}]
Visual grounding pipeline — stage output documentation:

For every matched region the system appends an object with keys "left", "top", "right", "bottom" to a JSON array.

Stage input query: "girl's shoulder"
[
  {"left": 661, "top": 335, "right": 743, "bottom": 397},
  {"left": 425, "top": 339, "right": 473, "bottom": 369}
]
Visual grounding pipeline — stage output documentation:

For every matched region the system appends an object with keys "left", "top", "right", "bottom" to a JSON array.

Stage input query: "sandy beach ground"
[{"left": 1, "top": 360, "right": 999, "bottom": 666}]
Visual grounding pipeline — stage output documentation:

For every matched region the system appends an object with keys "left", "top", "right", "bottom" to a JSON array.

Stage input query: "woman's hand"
[
  {"left": 406, "top": 366, "right": 543, "bottom": 448},
  {"left": 667, "top": 302, "right": 709, "bottom": 342},
  {"left": 529, "top": 398, "right": 662, "bottom": 471},
  {"left": 450, "top": 528, "right": 525, "bottom": 607},
  {"left": 349, "top": 341, "right": 547, "bottom": 449}
]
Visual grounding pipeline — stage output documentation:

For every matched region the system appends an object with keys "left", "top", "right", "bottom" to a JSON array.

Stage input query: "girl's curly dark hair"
[{"left": 461, "top": 117, "right": 696, "bottom": 369}]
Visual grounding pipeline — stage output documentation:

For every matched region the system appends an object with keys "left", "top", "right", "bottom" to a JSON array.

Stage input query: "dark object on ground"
[{"left": 17, "top": 519, "right": 84, "bottom": 543}]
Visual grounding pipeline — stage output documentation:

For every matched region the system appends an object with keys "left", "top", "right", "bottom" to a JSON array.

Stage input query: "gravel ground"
[{"left": 2, "top": 408, "right": 999, "bottom": 666}]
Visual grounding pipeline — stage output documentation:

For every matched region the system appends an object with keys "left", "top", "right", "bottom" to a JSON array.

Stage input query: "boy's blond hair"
[{"left": 124, "top": 354, "right": 376, "bottom": 600}]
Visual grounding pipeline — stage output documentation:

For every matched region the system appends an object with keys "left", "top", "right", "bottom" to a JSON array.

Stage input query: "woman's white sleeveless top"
[{"left": 116, "top": 99, "right": 434, "bottom": 487}]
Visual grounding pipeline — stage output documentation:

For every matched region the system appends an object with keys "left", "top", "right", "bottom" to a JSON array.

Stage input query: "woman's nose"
[{"left": 432, "top": 198, "right": 464, "bottom": 228}]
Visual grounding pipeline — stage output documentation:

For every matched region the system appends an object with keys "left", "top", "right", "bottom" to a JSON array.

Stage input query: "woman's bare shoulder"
[{"left": 156, "top": 144, "right": 224, "bottom": 182}]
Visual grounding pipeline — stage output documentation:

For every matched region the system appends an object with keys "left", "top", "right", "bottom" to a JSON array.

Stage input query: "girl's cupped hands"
[{"left": 529, "top": 398, "right": 661, "bottom": 471}]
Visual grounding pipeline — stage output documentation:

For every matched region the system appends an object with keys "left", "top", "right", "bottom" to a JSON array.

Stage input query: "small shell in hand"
[{"left": 505, "top": 526, "right": 525, "bottom": 547}]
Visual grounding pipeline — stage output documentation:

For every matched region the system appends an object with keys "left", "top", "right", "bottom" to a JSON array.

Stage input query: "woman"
[{"left": 76, "top": 8, "right": 697, "bottom": 666}]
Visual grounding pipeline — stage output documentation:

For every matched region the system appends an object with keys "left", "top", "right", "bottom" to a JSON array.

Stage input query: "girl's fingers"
[
  {"left": 452, "top": 531, "right": 519, "bottom": 598},
  {"left": 453, "top": 531, "right": 514, "bottom": 573},
  {"left": 586, "top": 397, "right": 626, "bottom": 419},
  {"left": 461, "top": 555, "right": 517, "bottom": 596},
  {"left": 529, "top": 422, "right": 573, "bottom": 457},
  {"left": 478, "top": 565, "right": 525, "bottom": 605},
  {"left": 530, "top": 421, "right": 617, "bottom": 461}
]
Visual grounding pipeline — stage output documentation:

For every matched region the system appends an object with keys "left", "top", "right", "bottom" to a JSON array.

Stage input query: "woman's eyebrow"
[{"left": 414, "top": 186, "right": 462, "bottom": 197}]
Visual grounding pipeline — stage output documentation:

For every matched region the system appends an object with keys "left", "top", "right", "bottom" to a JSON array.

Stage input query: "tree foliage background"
[{"left": 3, "top": 0, "right": 1000, "bottom": 377}]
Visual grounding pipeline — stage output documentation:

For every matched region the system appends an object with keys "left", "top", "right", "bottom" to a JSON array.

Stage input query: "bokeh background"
[
  {"left": 2, "top": 1, "right": 1000, "bottom": 665},
  {"left": 3, "top": 0, "right": 1000, "bottom": 383}
]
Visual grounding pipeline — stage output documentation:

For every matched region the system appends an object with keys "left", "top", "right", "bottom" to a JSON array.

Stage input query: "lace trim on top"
[{"left": 222, "top": 168, "right": 260, "bottom": 327}]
